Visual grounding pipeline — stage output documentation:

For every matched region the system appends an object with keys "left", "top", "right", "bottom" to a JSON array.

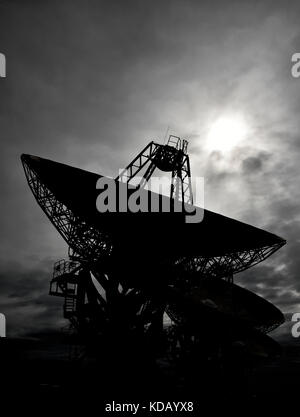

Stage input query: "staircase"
[{"left": 49, "top": 259, "right": 80, "bottom": 321}]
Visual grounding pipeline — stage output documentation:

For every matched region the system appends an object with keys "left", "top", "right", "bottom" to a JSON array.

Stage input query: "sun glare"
[{"left": 206, "top": 116, "right": 248, "bottom": 152}]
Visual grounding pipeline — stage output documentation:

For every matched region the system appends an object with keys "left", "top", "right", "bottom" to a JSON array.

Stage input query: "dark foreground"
[{"left": 0, "top": 333, "right": 298, "bottom": 414}]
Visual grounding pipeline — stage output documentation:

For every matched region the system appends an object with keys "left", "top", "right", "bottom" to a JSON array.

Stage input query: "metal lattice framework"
[
  {"left": 23, "top": 160, "right": 113, "bottom": 262},
  {"left": 23, "top": 157, "right": 283, "bottom": 282},
  {"left": 48, "top": 258, "right": 165, "bottom": 335},
  {"left": 22, "top": 151, "right": 285, "bottom": 284},
  {"left": 174, "top": 243, "right": 284, "bottom": 282},
  {"left": 116, "top": 135, "right": 193, "bottom": 205},
  {"left": 21, "top": 137, "right": 286, "bottom": 348}
]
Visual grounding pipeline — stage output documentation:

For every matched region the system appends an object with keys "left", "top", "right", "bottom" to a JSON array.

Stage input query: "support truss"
[
  {"left": 22, "top": 160, "right": 113, "bottom": 262},
  {"left": 173, "top": 242, "right": 284, "bottom": 283},
  {"left": 21, "top": 148, "right": 286, "bottom": 341},
  {"left": 116, "top": 136, "right": 193, "bottom": 205}
]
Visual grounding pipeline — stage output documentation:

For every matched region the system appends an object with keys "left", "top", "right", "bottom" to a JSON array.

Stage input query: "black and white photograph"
[{"left": 1, "top": 0, "right": 300, "bottom": 414}]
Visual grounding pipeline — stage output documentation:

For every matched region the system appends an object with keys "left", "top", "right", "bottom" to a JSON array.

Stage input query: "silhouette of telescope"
[{"left": 21, "top": 154, "right": 285, "bottom": 281}]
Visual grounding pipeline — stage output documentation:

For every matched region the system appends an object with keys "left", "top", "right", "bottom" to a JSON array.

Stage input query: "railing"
[{"left": 53, "top": 259, "right": 80, "bottom": 279}]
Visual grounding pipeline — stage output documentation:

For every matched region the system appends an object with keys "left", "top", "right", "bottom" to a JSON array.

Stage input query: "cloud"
[
  {"left": 1, "top": 1, "right": 300, "bottom": 336},
  {"left": 0, "top": 260, "right": 66, "bottom": 336},
  {"left": 241, "top": 152, "right": 271, "bottom": 174}
]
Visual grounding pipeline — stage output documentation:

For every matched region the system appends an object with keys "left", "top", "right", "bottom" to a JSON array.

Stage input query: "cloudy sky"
[{"left": 0, "top": 0, "right": 300, "bottom": 337}]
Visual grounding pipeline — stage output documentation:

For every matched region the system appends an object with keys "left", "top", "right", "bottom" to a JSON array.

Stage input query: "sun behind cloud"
[{"left": 205, "top": 115, "right": 248, "bottom": 152}]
